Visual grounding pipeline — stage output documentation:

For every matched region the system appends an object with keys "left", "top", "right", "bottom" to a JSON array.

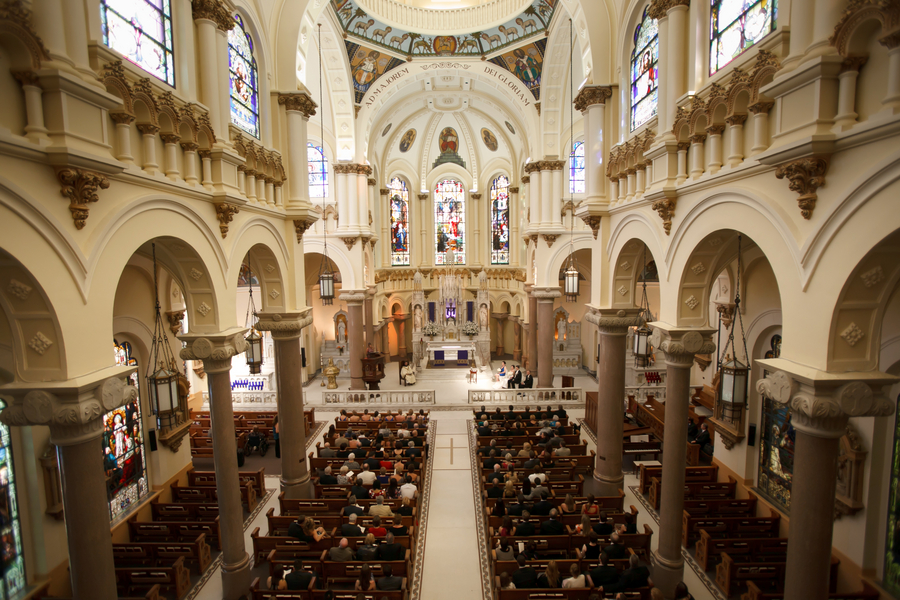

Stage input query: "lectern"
[{"left": 361, "top": 352, "right": 387, "bottom": 390}]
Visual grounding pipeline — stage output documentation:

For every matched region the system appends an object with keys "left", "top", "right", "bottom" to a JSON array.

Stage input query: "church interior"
[{"left": 0, "top": 0, "right": 899, "bottom": 598}]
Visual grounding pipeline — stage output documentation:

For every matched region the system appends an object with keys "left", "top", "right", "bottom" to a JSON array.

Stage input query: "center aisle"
[{"left": 418, "top": 412, "right": 487, "bottom": 600}]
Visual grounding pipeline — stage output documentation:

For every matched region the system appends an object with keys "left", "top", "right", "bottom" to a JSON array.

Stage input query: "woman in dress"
[
  {"left": 497, "top": 361, "right": 507, "bottom": 383},
  {"left": 537, "top": 560, "right": 561, "bottom": 588},
  {"left": 562, "top": 563, "right": 586, "bottom": 588},
  {"left": 354, "top": 564, "right": 376, "bottom": 591}
]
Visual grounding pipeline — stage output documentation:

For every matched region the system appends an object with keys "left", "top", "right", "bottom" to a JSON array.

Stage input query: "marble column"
[
  {"left": 0, "top": 367, "right": 139, "bottom": 600},
  {"left": 495, "top": 316, "right": 505, "bottom": 357},
  {"left": 363, "top": 289, "right": 375, "bottom": 349},
  {"left": 749, "top": 102, "right": 773, "bottom": 156},
  {"left": 649, "top": 325, "right": 716, "bottom": 597},
  {"left": 533, "top": 288, "right": 560, "bottom": 388},
  {"left": 574, "top": 86, "right": 612, "bottom": 203},
  {"left": 357, "top": 166, "right": 371, "bottom": 232},
  {"left": 513, "top": 320, "right": 522, "bottom": 362},
  {"left": 585, "top": 310, "right": 642, "bottom": 496},
  {"left": 527, "top": 288, "right": 538, "bottom": 374},
  {"left": 137, "top": 124, "right": 160, "bottom": 175},
  {"left": 335, "top": 165, "right": 350, "bottom": 229},
  {"left": 341, "top": 292, "right": 367, "bottom": 390},
  {"left": 664, "top": 2, "right": 689, "bottom": 135},
  {"left": 705, "top": 125, "right": 724, "bottom": 174},
  {"left": 278, "top": 93, "right": 317, "bottom": 206},
  {"left": 191, "top": 4, "right": 221, "bottom": 135},
  {"left": 396, "top": 316, "right": 407, "bottom": 359},
  {"left": 181, "top": 142, "right": 200, "bottom": 185},
  {"left": 161, "top": 133, "right": 181, "bottom": 180},
  {"left": 257, "top": 313, "right": 314, "bottom": 498},
  {"left": 725, "top": 115, "right": 747, "bottom": 166},
  {"left": 756, "top": 364, "right": 897, "bottom": 600},
  {"left": 550, "top": 162, "right": 564, "bottom": 225},
  {"left": 179, "top": 332, "right": 252, "bottom": 599},
  {"left": 689, "top": 134, "right": 706, "bottom": 179},
  {"left": 110, "top": 112, "right": 135, "bottom": 164}
]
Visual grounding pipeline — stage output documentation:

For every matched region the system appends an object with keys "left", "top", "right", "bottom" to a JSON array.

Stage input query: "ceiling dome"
[{"left": 353, "top": 0, "right": 534, "bottom": 35}]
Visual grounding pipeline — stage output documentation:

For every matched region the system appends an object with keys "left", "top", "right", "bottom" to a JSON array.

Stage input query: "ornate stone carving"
[
  {"left": 56, "top": 168, "right": 110, "bottom": 230},
  {"left": 214, "top": 202, "right": 239, "bottom": 238},
  {"left": 179, "top": 334, "right": 248, "bottom": 374},
  {"left": 191, "top": 0, "right": 235, "bottom": 31},
  {"left": 190, "top": 268, "right": 203, "bottom": 280},
  {"left": 691, "top": 262, "right": 706, "bottom": 275},
  {"left": 417, "top": 193, "right": 429, "bottom": 201},
  {"left": 160, "top": 133, "right": 181, "bottom": 145},
  {"left": 28, "top": 332, "right": 52, "bottom": 355},
  {"left": 652, "top": 329, "right": 716, "bottom": 366},
  {"left": 356, "top": 164, "right": 373, "bottom": 176},
  {"left": 581, "top": 216, "right": 601, "bottom": 240},
  {"left": 0, "top": 0, "right": 50, "bottom": 69},
  {"left": 293, "top": 219, "right": 314, "bottom": 243},
  {"left": 333, "top": 164, "right": 358, "bottom": 174},
  {"left": 471, "top": 193, "right": 482, "bottom": 200},
  {"left": 8, "top": 279, "right": 32, "bottom": 300},
  {"left": 715, "top": 303, "right": 736, "bottom": 328},
  {"left": 255, "top": 312, "right": 314, "bottom": 340},
  {"left": 860, "top": 265, "right": 884, "bottom": 288},
  {"left": 166, "top": 310, "right": 185, "bottom": 335},
  {"left": 617, "top": 285, "right": 628, "bottom": 296},
  {"left": 775, "top": 157, "right": 829, "bottom": 220},
  {"left": 196, "top": 302, "right": 212, "bottom": 317},
  {"left": 725, "top": 114, "right": 748, "bottom": 127},
  {"left": 341, "top": 237, "right": 359, "bottom": 250},
  {"left": 542, "top": 234, "right": 558, "bottom": 247},
  {"left": 574, "top": 85, "right": 613, "bottom": 112},
  {"left": 380, "top": 188, "right": 390, "bottom": 196},
  {"left": 269, "top": 289, "right": 280, "bottom": 299},
  {"left": 584, "top": 309, "right": 643, "bottom": 334},
  {"left": 840, "top": 322, "right": 865, "bottom": 346},
  {"left": 830, "top": 0, "right": 900, "bottom": 55},
  {"left": 509, "top": 187, "right": 520, "bottom": 194},
  {"left": 684, "top": 295, "right": 700, "bottom": 310},
  {"left": 277, "top": 93, "right": 317, "bottom": 118},
  {"left": 651, "top": 198, "right": 676, "bottom": 235}
]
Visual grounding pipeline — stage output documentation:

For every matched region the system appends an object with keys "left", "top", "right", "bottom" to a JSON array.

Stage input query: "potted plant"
[
  {"left": 423, "top": 321, "right": 442, "bottom": 339},
  {"left": 336, "top": 344, "right": 344, "bottom": 355},
  {"left": 462, "top": 320, "right": 479, "bottom": 339}
]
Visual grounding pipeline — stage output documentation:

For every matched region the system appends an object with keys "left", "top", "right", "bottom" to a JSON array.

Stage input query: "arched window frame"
[
  {"left": 630, "top": 5, "right": 659, "bottom": 132},
  {"left": 228, "top": 14, "right": 260, "bottom": 138},
  {"left": 308, "top": 143, "right": 329, "bottom": 198},
  {"left": 490, "top": 175, "right": 510, "bottom": 265},
  {"left": 710, "top": 0, "right": 778, "bottom": 75},
  {"left": 569, "top": 141, "right": 585, "bottom": 195},
  {"left": 389, "top": 176, "right": 411, "bottom": 266},
  {"left": 434, "top": 179, "right": 466, "bottom": 265},
  {"left": 100, "top": 0, "right": 175, "bottom": 86}
]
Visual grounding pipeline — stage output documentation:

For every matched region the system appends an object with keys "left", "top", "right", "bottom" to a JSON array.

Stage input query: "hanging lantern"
[
  {"left": 633, "top": 324, "right": 652, "bottom": 366},
  {"left": 719, "top": 356, "right": 748, "bottom": 409},
  {"left": 319, "top": 261, "right": 335, "bottom": 305},
  {"left": 564, "top": 261, "right": 580, "bottom": 302},
  {"left": 146, "top": 243, "right": 185, "bottom": 424},
  {"left": 245, "top": 329, "right": 263, "bottom": 374},
  {"left": 148, "top": 362, "right": 180, "bottom": 414}
]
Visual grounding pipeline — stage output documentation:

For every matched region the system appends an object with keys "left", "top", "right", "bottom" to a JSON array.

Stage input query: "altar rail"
[
  {"left": 468, "top": 388, "right": 584, "bottom": 405},
  {"left": 323, "top": 390, "right": 436, "bottom": 405},
  {"left": 626, "top": 385, "right": 667, "bottom": 403},
  {"left": 202, "top": 390, "right": 277, "bottom": 407}
]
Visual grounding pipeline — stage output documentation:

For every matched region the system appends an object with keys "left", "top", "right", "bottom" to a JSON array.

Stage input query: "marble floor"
[{"left": 190, "top": 364, "right": 720, "bottom": 600}]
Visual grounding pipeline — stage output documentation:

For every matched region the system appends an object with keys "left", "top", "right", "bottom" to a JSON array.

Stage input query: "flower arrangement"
[
  {"left": 336, "top": 345, "right": 344, "bottom": 355},
  {"left": 462, "top": 320, "right": 479, "bottom": 336},
  {"left": 423, "top": 321, "right": 442, "bottom": 336}
]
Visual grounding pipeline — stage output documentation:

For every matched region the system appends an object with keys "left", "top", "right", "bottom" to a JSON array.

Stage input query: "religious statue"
[
  {"left": 337, "top": 320, "right": 347, "bottom": 344},
  {"left": 414, "top": 306, "right": 422, "bottom": 330},
  {"left": 557, "top": 318, "right": 566, "bottom": 341},
  {"left": 480, "top": 305, "right": 488, "bottom": 328},
  {"left": 324, "top": 358, "right": 341, "bottom": 389}
]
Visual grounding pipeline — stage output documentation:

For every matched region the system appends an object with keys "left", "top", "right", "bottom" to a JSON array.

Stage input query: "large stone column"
[
  {"left": 341, "top": 292, "right": 367, "bottom": 390},
  {"left": 257, "top": 313, "right": 315, "bottom": 498},
  {"left": 513, "top": 320, "right": 522, "bottom": 362},
  {"left": 179, "top": 331, "right": 252, "bottom": 599},
  {"left": 526, "top": 287, "right": 538, "bottom": 373},
  {"left": 396, "top": 315, "right": 407, "bottom": 360},
  {"left": 575, "top": 86, "right": 613, "bottom": 204},
  {"left": 191, "top": 1, "right": 223, "bottom": 137},
  {"left": 0, "top": 367, "right": 138, "bottom": 600},
  {"left": 585, "top": 309, "right": 643, "bottom": 496},
  {"left": 756, "top": 364, "right": 897, "bottom": 600},
  {"left": 649, "top": 325, "right": 716, "bottom": 597},
  {"left": 533, "top": 288, "right": 560, "bottom": 388},
  {"left": 365, "top": 288, "right": 376, "bottom": 349},
  {"left": 278, "top": 93, "right": 317, "bottom": 207}
]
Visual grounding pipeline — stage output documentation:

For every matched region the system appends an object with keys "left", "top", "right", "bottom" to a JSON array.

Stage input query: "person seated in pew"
[
  {"left": 377, "top": 532, "right": 405, "bottom": 561},
  {"left": 486, "top": 463, "right": 504, "bottom": 484},
  {"left": 379, "top": 454, "right": 394, "bottom": 472},
  {"left": 508, "top": 493, "right": 529, "bottom": 517},
  {"left": 348, "top": 434, "right": 361, "bottom": 451},
  {"left": 574, "top": 514, "right": 592, "bottom": 535},
  {"left": 487, "top": 480, "right": 503, "bottom": 499},
  {"left": 555, "top": 405, "right": 568, "bottom": 419},
  {"left": 563, "top": 563, "right": 587, "bottom": 588},
  {"left": 357, "top": 464, "right": 377, "bottom": 486},
  {"left": 368, "top": 515, "right": 387, "bottom": 538},
  {"left": 348, "top": 412, "right": 362, "bottom": 423},
  {"left": 377, "top": 467, "right": 391, "bottom": 487},
  {"left": 517, "top": 442, "right": 533, "bottom": 459},
  {"left": 586, "top": 552, "right": 619, "bottom": 588},
  {"left": 539, "top": 450, "right": 556, "bottom": 470},
  {"left": 285, "top": 559, "right": 315, "bottom": 591},
  {"left": 377, "top": 564, "right": 403, "bottom": 591},
  {"left": 355, "top": 564, "right": 376, "bottom": 591},
  {"left": 515, "top": 511, "right": 535, "bottom": 537},
  {"left": 604, "top": 532, "right": 628, "bottom": 560},
  {"left": 338, "top": 410, "right": 349, "bottom": 422},
  {"left": 337, "top": 466, "right": 351, "bottom": 485},
  {"left": 521, "top": 478, "right": 533, "bottom": 500},
  {"left": 406, "top": 441, "right": 421, "bottom": 459},
  {"left": 268, "top": 565, "right": 288, "bottom": 591},
  {"left": 593, "top": 512, "right": 615, "bottom": 535},
  {"left": 554, "top": 440, "right": 571, "bottom": 457},
  {"left": 370, "top": 479, "right": 385, "bottom": 499},
  {"left": 511, "top": 555, "right": 538, "bottom": 588},
  {"left": 687, "top": 417, "right": 699, "bottom": 441},
  {"left": 495, "top": 537, "right": 516, "bottom": 561},
  {"left": 491, "top": 407, "right": 505, "bottom": 421},
  {"left": 336, "top": 444, "right": 351, "bottom": 459},
  {"left": 400, "top": 476, "right": 417, "bottom": 500},
  {"left": 361, "top": 409, "right": 372, "bottom": 422},
  {"left": 692, "top": 422, "right": 711, "bottom": 447},
  {"left": 499, "top": 572, "right": 516, "bottom": 590},
  {"left": 598, "top": 554, "right": 651, "bottom": 595},
  {"left": 531, "top": 492, "right": 554, "bottom": 516},
  {"left": 342, "top": 513, "right": 366, "bottom": 537},
  {"left": 675, "top": 582, "right": 694, "bottom": 599},
  {"left": 389, "top": 515, "right": 408, "bottom": 537},
  {"left": 396, "top": 497, "right": 414, "bottom": 517},
  {"left": 293, "top": 517, "right": 328, "bottom": 543},
  {"left": 540, "top": 509, "right": 566, "bottom": 535},
  {"left": 316, "top": 465, "right": 336, "bottom": 485},
  {"left": 342, "top": 495, "right": 365, "bottom": 517},
  {"left": 523, "top": 451, "right": 540, "bottom": 469},
  {"left": 356, "top": 533, "right": 379, "bottom": 561},
  {"left": 385, "top": 477, "right": 400, "bottom": 500},
  {"left": 529, "top": 477, "right": 549, "bottom": 501},
  {"left": 536, "top": 560, "right": 561, "bottom": 588},
  {"left": 617, "top": 512, "right": 637, "bottom": 535},
  {"left": 520, "top": 542, "right": 539, "bottom": 561},
  {"left": 349, "top": 475, "right": 370, "bottom": 500},
  {"left": 492, "top": 499, "right": 507, "bottom": 518},
  {"left": 344, "top": 454, "right": 361, "bottom": 471},
  {"left": 483, "top": 449, "right": 500, "bottom": 470},
  {"left": 503, "top": 480, "right": 517, "bottom": 499},
  {"left": 559, "top": 494, "right": 577, "bottom": 515},
  {"left": 582, "top": 494, "right": 601, "bottom": 516},
  {"left": 362, "top": 454, "right": 382, "bottom": 472},
  {"left": 320, "top": 442, "right": 337, "bottom": 458},
  {"left": 368, "top": 495, "right": 393, "bottom": 517},
  {"left": 329, "top": 538, "right": 355, "bottom": 562},
  {"left": 581, "top": 532, "right": 602, "bottom": 560},
  {"left": 498, "top": 516, "right": 516, "bottom": 537}
]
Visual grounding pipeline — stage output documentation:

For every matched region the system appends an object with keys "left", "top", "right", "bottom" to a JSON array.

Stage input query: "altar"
[{"left": 425, "top": 341, "right": 476, "bottom": 366}]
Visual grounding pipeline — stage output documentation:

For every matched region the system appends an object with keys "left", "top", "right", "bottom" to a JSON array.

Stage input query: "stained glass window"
[
  {"left": 106, "top": 340, "right": 149, "bottom": 521},
  {"left": 434, "top": 179, "right": 465, "bottom": 265},
  {"left": 101, "top": 0, "right": 175, "bottom": 86},
  {"left": 631, "top": 6, "right": 659, "bottom": 131},
  {"left": 229, "top": 15, "right": 259, "bottom": 138},
  {"left": 308, "top": 143, "right": 328, "bottom": 198},
  {"left": 389, "top": 177, "right": 410, "bottom": 266},
  {"left": 490, "top": 175, "right": 510, "bottom": 265},
  {"left": 569, "top": 141, "right": 585, "bottom": 195},
  {"left": 710, "top": 0, "right": 778, "bottom": 74},
  {"left": 884, "top": 408, "right": 900, "bottom": 595},
  {"left": 757, "top": 333, "right": 792, "bottom": 512},
  {"left": 0, "top": 400, "right": 25, "bottom": 599}
]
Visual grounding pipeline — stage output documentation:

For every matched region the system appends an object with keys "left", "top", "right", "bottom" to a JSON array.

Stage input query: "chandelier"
[
  {"left": 315, "top": 22, "right": 335, "bottom": 306},
  {"left": 146, "top": 243, "right": 182, "bottom": 425},
  {"left": 633, "top": 246, "right": 653, "bottom": 367},
  {"left": 563, "top": 18, "right": 580, "bottom": 303},
  {"left": 718, "top": 235, "right": 750, "bottom": 418},
  {"left": 243, "top": 260, "right": 263, "bottom": 374}
]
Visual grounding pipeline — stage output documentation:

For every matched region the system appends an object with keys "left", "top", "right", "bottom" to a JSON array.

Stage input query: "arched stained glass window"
[
  {"left": 569, "top": 142, "right": 585, "bottom": 195},
  {"left": 631, "top": 6, "right": 659, "bottom": 131},
  {"left": 434, "top": 180, "right": 465, "bottom": 265},
  {"left": 308, "top": 143, "right": 328, "bottom": 198},
  {"left": 229, "top": 15, "right": 260, "bottom": 138},
  {"left": 106, "top": 340, "right": 148, "bottom": 521},
  {"left": 389, "top": 177, "right": 410, "bottom": 266},
  {"left": 710, "top": 0, "right": 778, "bottom": 74},
  {"left": 0, "top": 399, "right": 25, "bottom": 598},
  {"left": 490, "top": 175, "right": 510, "bottom": 265},
  {"left": 101, "top": 0, "right": 175, "bottom": 86}
]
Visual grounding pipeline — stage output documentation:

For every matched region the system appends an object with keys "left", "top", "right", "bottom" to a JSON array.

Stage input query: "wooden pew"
[
  {"left": 495, "top": 580, "right": 651, "bottom": 600},
  {"left": 683, "top": 508, "right": 780, "bottom": 547},
  {"left": 113, "top": 533, "right": 212, "bottom": 574},
  {"left": 151, "top": 501, "right": 219, "bottom": 521},
  {"left": 311, "top": 590, "right": 407, "bottom": 600},
  {"left": 716, "top": 552, "right": 839, "bottom": 597},
  {"left": 187, "top": 468, "right": 267, "bottom": 495},
  {"left": 250, "top": 527, "right": 330, "bottom": 564},
  {"left": 249, "top": 576, "right": 313, "bottom": 599},
  {"left": 484, "top": 490, "right": 626, "bottom": 513},
  {"left": 486, "top": 505, "right": 639, "bottom": 531},
  {"left": 638, "top": 464, "right": 718, "bottom": 495},
  {"left": 683, "top": 495, "right": 757, "bottom": 517},
  {"left": 265, "top": 508, "right": 415, "bottom": 536},
  {"left": 114, "top": 556, "right": 190, "bottom": 600},
  {"left": 488, "top": 533, "right": 571, "bottom": 557},
  {"left": 279, "top": 495, "right": 411, "bottom": 516},
  {"left": 170, "top": 483, "right": 257, "bottom": 512},
  {"left": 319, "top": 554, "right": 411, "bottom": 586},
  {"left": 742, "top": 580, "right": 879, "bottom": 600},
  {"left": 50, "top": 585, "right": 161, "bottom": 600},
  {"left": 569, "top": 524, "right": 654, "bottom": 560},
  {"left": 128, "top": 516, "right": 221, "bottom": 551},
  {"left": 649, "top": 477, "right": 736, "bottom": 511},
  {"left": 695, "top": 531, "right": 788, "bottom": 572}
]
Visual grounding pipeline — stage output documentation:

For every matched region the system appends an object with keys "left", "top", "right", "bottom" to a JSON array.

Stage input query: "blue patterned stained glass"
[
  {"left": 490, "top": 175, "right": 510, "bottom": 265},
  {"left": 101, "top": 0, "right": 175, "bottom": 86},
  {"left": 106, "top": 340, "right": 149, "bottom": 521},
  {"left": 710, "top": 0, "right": 777, "bottom": 74},
  {"left": 631, "top": 6, "right": 659, "bottom": 131},
  {"left": 434, "top": 179, "right": 465, "bottom": 265},
  {"left": 0, "top": 400, "right": 25, "bottom": 600},
  {"left": 569, "top": 141, "right": 585, "bottom": 195},
  {"left": 229, "top": 15, "right": 260, "bottom": 138},
  {"left": 389, "top": 177, "right": 410, "bottom": 266},
  {"left": 308, "top": 143, "right": 328, "bottom": 198}
]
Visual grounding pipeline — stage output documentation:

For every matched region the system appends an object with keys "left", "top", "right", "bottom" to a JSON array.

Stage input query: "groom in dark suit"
[
  {"left": 508, "top": 366, "right": 523, "bottom": 389},
  {"left": 521, "top": 370, "right": 534, "bottom": 388}
]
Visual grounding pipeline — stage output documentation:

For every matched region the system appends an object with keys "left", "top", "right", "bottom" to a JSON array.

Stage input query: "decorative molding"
[
  {"left": 156, "top": 420, "right": 191, "bottom": 452},
  {"left": 840, "top": 322, "right": 865, "bottom": 347},
  {"left": 417, "top": 193, "right": 429, "bottom": 201},
  {"left": 715, "top": 303, "right": 736, "bottom": 328},
  {"left": 166, "top": 311, "right": 185, "bottom": 335},
  {"left": 190, "top": 268, "right": 203, "bottom": 281},
  {"left": 651, "top": 198, "right": 676, "bottom": 235},
  {"left": 255, "top": 313, "right": 315, "bottom": 340},
  {"left": 691, "top": 262, "right": 706, "bottom": 275},
  {"left": 28, "top": 332, "right": 53, "bottom": 355},
  {"left": 179, "top": 334, "right": 248, "bottom": 374},
  {"left": 509, "top": 187, "right": 519, "bottom": 194},
  {"left": 293, "top": 219, "right": 315, "bottom": 243},
  {"left": 829, "top": 0, "right": 900, "bottom": 55},
  {"left": 0, "top": 0, "right": 50, "bottom": 69},
  {"left": 774, "top": 157, "right": 829, "bottom": 220},
  {"left": 617, "top": 285, "right": 628, "bottom": 296},
  {"left": 277, "top": 93, "right": 317, "bottom": 118},
  {"left": 7, "top": 279, "right": 32, "bottom": 300},
  {"left": 860, "top": 265, "right": 885, "bottom": 288},
  {"left": 196, "top": 302, "right": 212, "bottom": 317},
  {"left": 581, "top": 216, "right": 601, "bottom": 240},
  {"left": 191, "top": 0, "right": 235, "bottom": 31},
  {"left": 214, "top": 203, "right": 240, "bottom": 238},
  {"left": 651, "top": 329, "right": 716, "bottom": 367},
  {"left": 471, "top": 193, "right": 482, "bottom": 200},
  {"left": 341, "top": 236, "right": 359, "bottom": 250},
  {"left": 574, "top": 85, "right": 613, "bottom": 112},
  {"left": 56, "top": 168, "right": 110, "bottom": 230},
  {"left": 684, "top": 295, "right": 700, "bottom": 310}
]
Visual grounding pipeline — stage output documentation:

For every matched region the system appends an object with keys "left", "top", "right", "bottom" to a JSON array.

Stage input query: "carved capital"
[
  {"left": 214, "top": 202, "right": 240, "bottom": 238},
  {"left": 56, "top": 168, "right": 110, "bottom": 230},
  {"left": 137, "top": 123, "right": 160, "bottom": 136},
  {"left": 356, "top": 164, "right": 373, "bottom": 176},
  {"left": 191, "top": 0, "right": 235, "bottom": 31},
  {"left": 509, "top": 186, "right": 520, "bottom": 194},
  {"left": 706, "top": 124, "right": 726, "bottom": 136},
  {"left": 725, "top": 114, "right": 748, "bottom": 127},
  {"left": 255, "top": 312, "right": 314, "bottom": 341},
  {"left": 840, "top": 56, "right": 869, "bottom": 73},
  {"left": 651, "top": 328, "right": 716, "bottom": 367},
  {"left": 774, "top": 157, "right": 828, "bottom": 219},
  {"left": 542, "top": 234, "right": 559, "bottom": 247},
  {"left": 689, "top": 133, "right": 707, "bottom": 144},
  {"left": 180, "top": 141, "right": 200, "bottom": 153},
  {"left": 368, "top": 178, "right": 377, "bottom": 186},
  {"left": 471, "top": 193, "right": 482, "bottom": 200},
  {"left": 333, "top": 164, "right": 357, "bottom": 175},
  {"left": 341, "top": 236, "right": 359, "bottom": 250},
  {"left": 380, "top": 188, "right": 390, "bottom": 196},
  {"left": 521, "top": 176, "right": 531, "bottom": 184},
  {"left": 581, "top": 216, "right": 601, "bottom": 240},
  {"left": 748, "top": 101, "right": 774, "bottom": 114},
  {"left": 574, "top": 85, "right": 613, "bottom": 112},
  {"left": 160, "top": 133, "right": 181, "bottom": 145},
  {"left": 651, "top": 197, "right": 677, "bottom": 235},
  {"left": 417, "top": 193, "right": 429, "bottom": 201},
  {"left": 532, "top": 287, "right": 562, "bottom": 301},
  {"left": 277, "top": 92, "right": 317, "bottom": 118},
  {"left": 523, "top": 162, "right": 540, "bottom": 174},
  {"left": 648, "top": 0, "right": 690, "bottom": 20},
  {"left": 110, "top": 111, "right": 136, "bottom": 126},
  {"left": 539, "top": 160, "right": 566, "bottom": 171},
  {"left": 584, "top": 309, "right": 644, "bottom": 335},
  {"left": 178, "top": 333, "right": 248, "bottom": 374},
  {"left": 293, "top": 219, "right": 314, "bottom": 243}
]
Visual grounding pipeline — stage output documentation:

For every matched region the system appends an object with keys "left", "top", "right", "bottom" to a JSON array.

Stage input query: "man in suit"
[
  {"left": 285, "top": 559, "right": 315, "bottom": 591},
  {"left": 329, "top": 538, "right": 355, "bottom": 561},
  {"left": 487, "top": 480, "right": 504, "bottom": 498},
  {"left": 318, "top": 465, "right": 338, "bottom": 484},
  {"left": 486, "top": 464, "right": 504, "bottom": 484},
  {"left": 287, "top": 518, "right": 305, "bottom": 540},
  {"left": 603, "top": 532, "right": 629, "bottom": 560},
  {"left": 376, "top": 564, "right": 404, "bottom": 591},
  {"left": 692, "top": 422, "right": 711, "bottom": 447},
  {"left": 687, "top": 417, "right": 699, "bottom": 441},
  {"left": 349, "top": 476, "right": 369, "bottom": 501},
  {"left": 555, "top": 440, "right": 571, "bottom": 457},
  {"left": 540, "top": 509, "right": 566, "bottom": 535},
  {"left": 341, "top": 513, "right": 366, "bottom": 537},
  {"left": 342, "top": 496, "right": 364, "bottom": 517},
  {"left": 530, "top": 478, "right": 549, "bottom": 500},
  {"left": 477, "top": 421, "right": 492, "bottom": 437},
  {"left": 523, "top": 452, "right": 540, "bottom": 470},
  {"left": 368, "top": 495, "right": 394, "bottom": 517},
  {"left": 509, "top": 366, "right": 523, "bottom": 388},
  {"left": 586, "top": 553, "right": 619, "bottom": 588},
  {"left": 511, "top": 554, "right": 538, "bottom": 588},
  {"left": 483, "top": 449, "right": 501, "bottom": 470},
  {"left": 599, "top": 554, "right": 650, "bottom": 595},
  {"left": 319, "top": 442, "right": 336, "bottom": 458},
  {"left": 531, "top": 494, "right": 554, "bottom": 516},
  {"left": 507, "top": 494, "right": 529, "bottom": 516},
  {"left": 592, "top": 513, "right": 615, "bottom": 535},
  {"left": 377, "top": 532, "right": 406, "bottom": 561},
  {"left": 521, "top": 369, "right": 534, "bottom": 388},
  {"left": 515, "top": 511, "right": 536, "bottom": 536}
]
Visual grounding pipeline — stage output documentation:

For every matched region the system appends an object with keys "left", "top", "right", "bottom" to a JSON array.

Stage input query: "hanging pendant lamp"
[
  {"left": 633, "top": 246, "right": 653, "bottom": 367},
  {"left": 146, "top": 243, "right": 182, "bottom": 423},
  {"left": 244, "top": 260, "right": 263, "bottom": 374},
  {"left": 315, "top": 22, "right": 336, "bottom": 306},
  {"left": 563, "top": 18, "right": 580, "bottom": 303}
]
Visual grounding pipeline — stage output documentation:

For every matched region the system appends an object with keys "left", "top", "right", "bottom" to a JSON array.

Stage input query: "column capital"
[
  {"left": 649, "top": 323, "right": 716, "bottom": 367},
  {"left": 178, "top": 328, "right": 249, "bottom": 374},
  {"left": 278, "top": 92, "right": 317, "bottom": 119},
  {"left": 574, "top": 85, "right": 613, "bottom": 112},
  {"left": 0, "top": 366, "right": 138, "bottom": 445},
  {"left": 584, "top": 308, "right": 644, "bottom": 335},
  {"left": 756, "top": 359, "right": 897, "bottom": 438},
  {"left": 255, "top": 310, "right": 314, "bottom": 341},
  {"left": 191, "top": 0, "right": 236, "bottom": 32},
  {"left": 532, "top": 287, "right": 561, "bottom": 302},
  {"left": 339, "top": 290, "right": 368, "bottom": 305}
]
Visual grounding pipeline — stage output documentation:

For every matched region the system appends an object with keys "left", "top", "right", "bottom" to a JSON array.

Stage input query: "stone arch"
[
  {"left": 302, "top": 239, "right": 357, "bottom": 290},
  {"left": 545, "top": 236, "right": 593, "bottom": 290},
  {"left": 607, "top": 213, "right": 667, "bottom": 310},
  {"left": 228, "top": 220, "right": 291, "bottom": 312},
  {"left": 829, "top": 1, "right": 900, "bottom": 58},
  {"left": 0, "top": 3, "right": 50, "bottom": 71}
]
